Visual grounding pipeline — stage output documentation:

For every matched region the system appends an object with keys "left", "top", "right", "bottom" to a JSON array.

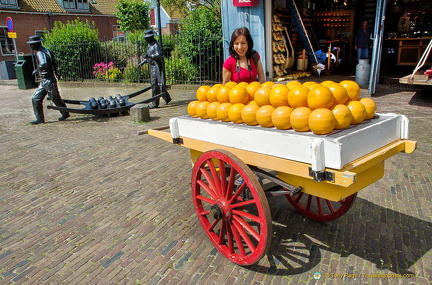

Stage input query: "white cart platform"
[{"left": 169, "top": 113, "right": 409, "bottom": 172}]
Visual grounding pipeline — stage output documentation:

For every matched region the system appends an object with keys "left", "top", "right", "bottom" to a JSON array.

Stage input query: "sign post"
[
  {"left": 6, "top": 17, "right": 13, "bottom": 32},
  {"left": 6, "top": 17, "right": 18, "bottom": 59}
]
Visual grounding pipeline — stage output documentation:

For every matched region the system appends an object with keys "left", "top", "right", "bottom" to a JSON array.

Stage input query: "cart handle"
[{"left": 137, "top": 125, "right": 170, "bottom": 136}]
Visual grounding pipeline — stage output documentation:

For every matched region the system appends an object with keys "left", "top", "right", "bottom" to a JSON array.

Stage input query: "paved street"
[{"left": 0, "top": 78, "right": 431, "bottom": 285}]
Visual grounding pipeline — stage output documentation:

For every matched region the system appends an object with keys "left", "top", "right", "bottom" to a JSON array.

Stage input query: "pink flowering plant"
[{"left": 93, "top": 62, "right": 122, "bottom": 81}]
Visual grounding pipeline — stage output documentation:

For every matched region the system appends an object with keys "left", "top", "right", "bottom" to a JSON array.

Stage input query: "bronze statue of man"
[
  {"left": 138, "top": 29, "right": 171, "bottom": 109},
  {"left": 27, "top": 35, "right": 69, "bottom": 124}
]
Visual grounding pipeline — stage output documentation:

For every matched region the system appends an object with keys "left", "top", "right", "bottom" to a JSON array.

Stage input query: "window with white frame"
[
  {"left": 62, "top": 0, "right": 89, "bottom": 11},
  {"left": 0, "top": 27, "right": 15, "bottom": 56},
  {"left": 0, "top": 0, "right": 18, "bottom": 5}
]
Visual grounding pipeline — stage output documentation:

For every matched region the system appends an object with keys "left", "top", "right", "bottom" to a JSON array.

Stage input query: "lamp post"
[
  {"left": 155, "top": 0, "right": 166, "bottom": 87},
  {"left": 368, "top": 0, "right": 387, "bottom": 94}
]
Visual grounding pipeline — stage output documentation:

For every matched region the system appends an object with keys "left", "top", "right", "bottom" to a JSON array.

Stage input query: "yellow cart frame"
[{"left": 142, "top": 125, "right": 416, "bottom": 266}]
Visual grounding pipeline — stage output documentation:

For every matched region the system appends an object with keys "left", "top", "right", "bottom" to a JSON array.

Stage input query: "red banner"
[{"left": 233, "top": 0, "right": 259, "bottom": 7}]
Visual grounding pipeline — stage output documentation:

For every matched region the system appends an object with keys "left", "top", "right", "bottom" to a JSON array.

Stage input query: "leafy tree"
[
  {"left": 178, "top": 3, "right": 222, "bottom": 81},
  {"left": 160, "top": 0, "right": 189, "bottom": 17},
  {"left": 44, "top": 18, "right": 99, "bottom": 45},
  {"left": 43, "top": 19, "right": 101, "bottom": 81},
  {"left": 116, "top": 0, "right": 151, "bottom": 32},
  {"left": 180, "top": 4, "right": 221, "bottom": 46},
  {"left": 160, "top": 0, "right": 220, "bottom": 17}
]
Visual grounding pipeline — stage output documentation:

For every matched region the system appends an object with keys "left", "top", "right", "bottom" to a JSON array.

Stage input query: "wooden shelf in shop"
[
  {"left": 314, "top": 10, "right": 355, "bottom": 63},
  {"left": 385, "top": 37, "right": 432, "bottom": 66},
  {"left": 314, "top": 10, "right": 355, "bottom": 40}
]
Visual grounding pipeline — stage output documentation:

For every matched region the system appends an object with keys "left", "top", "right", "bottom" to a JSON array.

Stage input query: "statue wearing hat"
[
  {"left": 27, "top": 35, "right": 69, "bottom": 124},
  {"left": 138, "top": 29, "right": 171, "bottom": 108}
]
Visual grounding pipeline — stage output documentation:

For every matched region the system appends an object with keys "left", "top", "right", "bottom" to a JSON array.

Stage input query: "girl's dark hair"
[{"left": 228, "top": 27, "right": 254, "bottom": 60}]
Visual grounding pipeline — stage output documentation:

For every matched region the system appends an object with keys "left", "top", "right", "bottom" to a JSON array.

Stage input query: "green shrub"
[
  {"left": 165, "top": 47, "right": 198, "bottom": 84},
  {"left": 123, "top": 65, "right": 149, "bottom": 82},
  {"left": 107, "top": 68, "right": 123, "bottom": 81},
  {"left": 161, "top": 34, "right": 178, "bottom": 58},
  {"left": 101, "top": 41, "right": 139, "bottom": 70},
  {"left": 44, "top": 19, "right": 101, "bottom": 81}
]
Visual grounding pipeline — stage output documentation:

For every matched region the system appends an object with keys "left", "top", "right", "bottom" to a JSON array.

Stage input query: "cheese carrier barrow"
[{"left": 140, "top": 113, "right": 417, "bottom": 266}]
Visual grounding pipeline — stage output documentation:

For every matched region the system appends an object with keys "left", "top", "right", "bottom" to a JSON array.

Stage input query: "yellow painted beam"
[{"left": 146, "top": 128, "right": 417, "bottom": 201}]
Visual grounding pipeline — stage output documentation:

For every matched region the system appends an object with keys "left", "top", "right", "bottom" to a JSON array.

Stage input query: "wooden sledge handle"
[{"left": 137, "top": 125, "right": 170, "bottom": 135}]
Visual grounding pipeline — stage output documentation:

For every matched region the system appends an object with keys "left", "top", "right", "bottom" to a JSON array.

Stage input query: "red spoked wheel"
[
  {"left": 285, "top": 192, "right": 357, "bottom": 222},
  {"left": 191, "top": 150, "right": 272, "bottom": 266}
]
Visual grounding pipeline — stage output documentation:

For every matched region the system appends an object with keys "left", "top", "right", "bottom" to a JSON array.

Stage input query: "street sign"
[
  {"left": 5, "top": 17, "right": 18, "bottom": 58},
  {"left": 6, "top": 17, "right": 14, "bottom": 32}
]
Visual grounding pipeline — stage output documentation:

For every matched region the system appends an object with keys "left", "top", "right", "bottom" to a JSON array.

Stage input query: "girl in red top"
[{"left": 222, "top": 27, "right": 265, "bottom": 84}]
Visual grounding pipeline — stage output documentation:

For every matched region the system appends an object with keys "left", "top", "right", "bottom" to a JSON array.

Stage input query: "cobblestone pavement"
[{"left": 0, "top": 79, "right": 431, "bottom": 285}]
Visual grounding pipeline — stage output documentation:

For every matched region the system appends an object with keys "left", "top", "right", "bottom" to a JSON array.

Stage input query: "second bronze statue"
[{"left": 138, "top": 29, "right": 172, "bottom": 109}]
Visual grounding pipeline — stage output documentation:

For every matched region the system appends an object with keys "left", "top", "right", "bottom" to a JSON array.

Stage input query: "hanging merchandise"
[
  {"left": 272, "top": 15, "right": 292, "bottom": 78},
  {"left": 272, "top": 7, "right": 313, "bottom": 80}
]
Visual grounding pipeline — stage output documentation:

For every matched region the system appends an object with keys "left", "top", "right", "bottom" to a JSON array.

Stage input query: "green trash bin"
[{"left": 14, "top": 54, "right": 36, "bottom": 89}]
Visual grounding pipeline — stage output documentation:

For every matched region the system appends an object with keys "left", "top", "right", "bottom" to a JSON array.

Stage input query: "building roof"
[
  {"left": 89, "top": 0, "right": 120, "bottom": 15},
  {"left": 162, "top": 6, "right": 183, "bottom": 20},
  {"left": 17, "top": 0, "right": 64, "bottom": 13},
  {"left": 9, "top": 0, "right": 119, "bottom": 15},
  {"left": 3, "top": 0, "right": 183, "bottom": 19}
]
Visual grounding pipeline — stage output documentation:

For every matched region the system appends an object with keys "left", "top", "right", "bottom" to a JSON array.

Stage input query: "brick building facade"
[
  {"left": 0, "top": 0, "right": 119, "bottom": 62},
  {"left": 0, "top": 0, "right": 181, "bottom": 62}
]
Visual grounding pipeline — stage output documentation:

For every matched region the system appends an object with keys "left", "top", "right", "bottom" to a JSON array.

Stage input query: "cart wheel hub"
[
  {"left": 210, "top": 205, "right": 222, "bottom": 220},
  {"left": 211, "top": 200, "right": 232, "bottom": 221}
]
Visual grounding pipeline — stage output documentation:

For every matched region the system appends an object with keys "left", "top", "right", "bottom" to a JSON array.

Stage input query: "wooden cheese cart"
[{"left": 141, "top": 113, "right": 416, "bottom": 266}]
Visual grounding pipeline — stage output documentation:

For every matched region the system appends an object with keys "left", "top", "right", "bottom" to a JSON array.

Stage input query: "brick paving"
[{"left": 0, "top": 78, "right": 430, "bottom": 284}]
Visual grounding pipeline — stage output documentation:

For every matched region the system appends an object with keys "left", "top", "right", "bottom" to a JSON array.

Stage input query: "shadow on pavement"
[
  {"left": 372, "top": 87, "right": 422, "bottom": 97},
  {"left": 250, "top": 197, "right": 431, "bottom": 276},
  {"left": 408, "top": 89, "right": 432, "bottom": 108}
]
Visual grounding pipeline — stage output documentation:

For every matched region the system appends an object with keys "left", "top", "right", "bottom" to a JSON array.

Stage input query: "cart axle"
[
  {"left": 264, "top": 185, "right": 296, "bottom": 197},
  {"left": 210, "top": 204, "right": 223, "bottom": 220},
  {"left": 249, "top": 166, "right": 302, "bottom": 196}
]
